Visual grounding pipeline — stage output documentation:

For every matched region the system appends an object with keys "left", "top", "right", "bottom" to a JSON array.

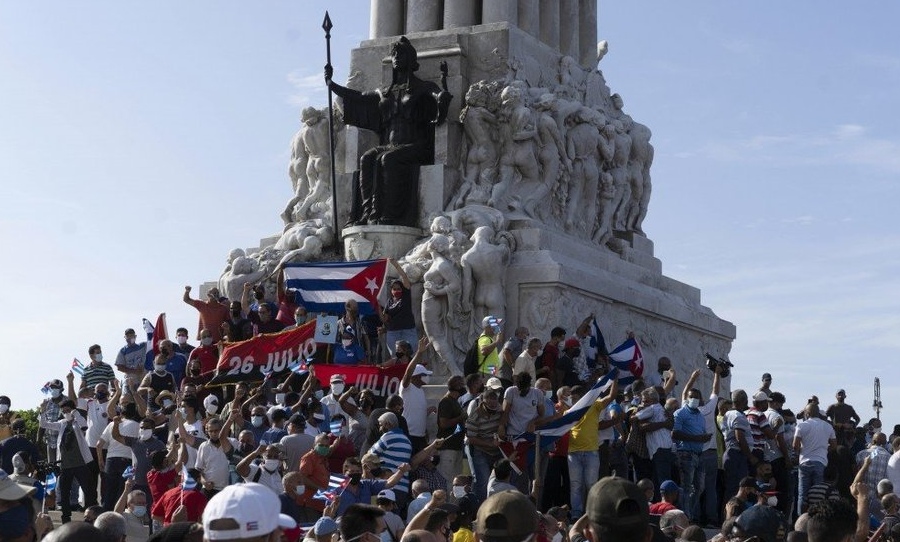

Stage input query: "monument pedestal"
[{"left": 342, "top": 225, "right": 426, "bottom": 261}]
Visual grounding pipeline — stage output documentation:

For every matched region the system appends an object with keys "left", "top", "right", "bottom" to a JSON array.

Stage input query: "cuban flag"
[
  {"left": 329, "top": 417, "right": 345, "bottom": 435},
  {"left": 608, "top": 337, "right": 643, "bottom": 385},
  {"left": 143, "top": 314, "right": 168, "bottom": 371},
  {"left": 314, "top": 474, "right": 348, "bottom": 502},
  {"left": 122, "top": 466, "right": 135, "bottom": 479},
  {"left": 283, "top": 259, "right": 388, "bottom": 316},
  {"left": 40, "top": 383, "right": 51, "bottom": 395},
  {"left": 71, "top": 358, "right": 85, "bottom": 376},
  {"left": 44, "top": 472, "right": 57, "bottom": 492},
  {"left": 181, "top": 464, "right": 197, "bottom": 490},
  {"left": 534, "top": 369, "right": 618, "bottom": 449},
  {"left": 289, "top": 359, "right": 310, "bottom": 376}
]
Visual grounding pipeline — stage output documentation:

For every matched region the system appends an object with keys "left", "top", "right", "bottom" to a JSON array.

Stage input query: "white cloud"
[{"left": 286, "top": 70, "right": 327, "bottom": 108}]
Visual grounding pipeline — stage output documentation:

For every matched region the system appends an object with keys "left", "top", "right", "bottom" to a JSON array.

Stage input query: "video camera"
[{"left": 704, "top": 352, "right": 734, "bottom": 378}]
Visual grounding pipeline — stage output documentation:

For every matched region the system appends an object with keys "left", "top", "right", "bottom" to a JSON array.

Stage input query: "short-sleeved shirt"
[
  {"left": 123, "top": 436, "right": 167, "bottom": 488},
  {"left": 513, "top": 351, "right": 537, "bottom": 381},
  {"left": 82, "top": 361, "right": 116, "bottom": 390},
  {"left": 502, "top": 387, "right": 544, "bottom": 438},
  {"left": 400, "top": 383, "right": 427, "bottom": 438},
  {"left": 764, "top": 408, "right": 786, "bottom": 461},
  {"left": 370, "top": 429, "right": 412, "bottom": 494},
  {"left": 721, "top": 409, "right": 752, "bottom": 451},
  {"left": 477, "top": 334, "right": 500, "bottom": 375},
  {"left": 793, "top": 417, "right": 835, "bottom": 465},
  {"left": 636, "top": 403, "right": 672, "bottom": 458},
  {"left": 745, "top": 407, "right": 770, "bottom": 452},
  {"left": 437, "top": 396, "right": 465, "bottom": 450},
  {"left": 673, "top": 405, "right": 706, "bottom": 453},
  {"left": 298, "top": 451, "right": 329, "bottom": 511},
  {"left": 333, "top": 344, "right": 366, "bottom": 365},
  {"left": 99, "top": 419, "right": 138, "bottom": 460},
  {"left": 383, "top": 286, "right": 416, "bottom": 331},
  {"left": 465, "top": 402, "right": 502, "bottom": 455},
  {"left": 151, "top": 487, "right": 207, "bottom": 525},
  {"left": 185, "top": 298, "right": 230, "bottom": 342},
  {"left": 116, "top": 343, "right": 148, "bottom": 372},
  {"left": 77, "top": 398, "right": 111, "bottom": 449},
  {"left": 195, "top": 439, "right": 237, "bottom": 490},
  {"left": 336, "top": 479, "right": 386, "bottom": 516},
  {"left": 569, "top": 400, "right": 605, "bottom": 452}
]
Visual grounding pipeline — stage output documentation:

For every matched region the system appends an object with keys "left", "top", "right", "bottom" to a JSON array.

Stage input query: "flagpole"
[
  {"left": 322, "top": 12, "right": 341, "bottom": 255},
  {"left": 533, "top": 432, "right": 542, "bottom": 507}
]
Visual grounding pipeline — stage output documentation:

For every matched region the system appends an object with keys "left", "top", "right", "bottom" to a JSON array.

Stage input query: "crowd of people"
[{"left": 0, "top": 275, "right": 898, "bottom": 542}]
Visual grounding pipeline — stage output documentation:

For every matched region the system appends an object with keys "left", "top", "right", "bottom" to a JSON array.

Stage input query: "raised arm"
[
  {"left": 240, "top": 282, "right": 253, "bottom": 315},
  {"left": 389, "top": 258, "right": 411, "bottom": 289},
  {"left": 682, "top": 370, "right": 701, "bottom": 403}
]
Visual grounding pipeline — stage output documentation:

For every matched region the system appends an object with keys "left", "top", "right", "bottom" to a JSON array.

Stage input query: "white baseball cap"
[
  {"left": 377, "top": 489, "right": 397, "bottom": 502},
  {"left": 0, "top": 469, "right": 35, "bottom": 501},
  {"left": 412, "top": 364, "right": 433, "bottom": 377},
  {"left": 486, "top": 377, "right": 504, "bottom": 391},
  {"left": 202, "top": 482, "right": 294, "bottom": 540}
]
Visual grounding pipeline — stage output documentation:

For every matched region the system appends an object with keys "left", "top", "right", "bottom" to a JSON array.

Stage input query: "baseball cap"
[
  {"left": 202, "top": 482, "right": 293, "bottom": 540},
  {"left": 752, "top": 391, "right": 770, "bottom": 403},
  {"left": 481, "top": 316, "right": 503, "bottom": 328},
  {"left": 0, "top": 469, "right": 36, "bottom": 500},
  {"left": 660, "top": 480, "right": 680, "bottom": 494},
  {"left": 586, "top": 477, "right": 648, "bottom": 528},
  {"left": 313, "top": 517, "right": 338, "bottom": 536},
  {"left": 564, "top": 338, "right": 580, "bottom": 350},
  {"left": 203, "top": 395, "right": 219, "bottom": 411},
  {"left": 330, "top": 374, "right": 345, "bottom": 383},
  {"left": 377, "top": 489, "right": 396, "bottom": 502},
  {"left": 343, "top": 326, "right": 356, "bottom": 337},
  {"left": 486, "top": 377, "right": 504, "bottom": 391},
  {"left": 476, "top": 490, "right": 538, "bottom": 538},
  {"left": 125, "top": 328, "right": 136, "bottom": 336},
  {"left": 412, "top": 364, "right": 433, "bottom": 377},
  {"left": 735, "top": 504, "right": 784, "bottom": 542},
  {"left": 761, "top": 373, "right": 771, "bottom": 381}
]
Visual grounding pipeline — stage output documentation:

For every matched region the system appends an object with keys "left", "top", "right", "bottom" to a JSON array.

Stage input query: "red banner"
[
  {"left": 208, "top": 321, "right": 318, "bottom": 386},
  {"left": 311, "top": 364, "right": 409, "bottom": 400}
]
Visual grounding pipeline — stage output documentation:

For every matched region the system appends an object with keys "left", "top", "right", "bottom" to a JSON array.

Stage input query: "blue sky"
[{"left": 1, "top": 2, "right": 897, "bottom": 428}]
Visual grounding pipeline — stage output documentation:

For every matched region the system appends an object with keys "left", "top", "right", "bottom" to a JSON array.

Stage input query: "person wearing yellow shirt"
[
  {"left": 567, "top": 378, "right": 618, "bottom": 519},
  {"left": 477, "top": 316, "right": 504, "bottom": 376}
]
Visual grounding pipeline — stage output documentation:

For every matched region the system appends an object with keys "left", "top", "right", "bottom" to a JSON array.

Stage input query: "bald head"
[{"left": 804, "top": 403, "right": 820, "bottom": 419}]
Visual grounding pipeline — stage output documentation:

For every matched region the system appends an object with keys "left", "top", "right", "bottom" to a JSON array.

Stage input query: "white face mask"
[
  {"left": 295, "top": 484, "right": 306, "bottom": 495},
  {"left": 275, "top": 393, "right": 286, "bottom": 405},
  {"left": 131, "top": 505, "right": 147, "bottom": 518},
  {"left": 331, "top": 383, "right": 345, "bottom": 395},
  {"left": 162, "top": 399, "right": 174, "bottom": 408},
  {"left": 563, "top": 397, "right": 573, "bottom": 407},
  {"left": 452, "top": 485, "right": 467, "bottom": 499},
  {"left": 206, "top": 404, "right": 218, "bottom": 415},
  {"left": 251, "top": 416, "right": 264, "bottom": 427},
  {"left": 544, "top": 390, "right": 553, "bottom": 400},
  {"left": 0, "top": 405, "right": 8, "bottom": 414},
  {"left": 419, "top": 375, "right": 430, "bottom": 384},
  {"left": 92, "top": 353, "right": 103, "bottom": 363},
  {"left": 201, "top": 337, "right": 213, "bottom": 346},
  {"left": 314, "top": 390, "right": 324, "bottom": 400},
  {"left": 51, "top": 389, "right": 62, "bottom": 398},
  {"left": 63, "top": 412, "right": 73, "bottom": 422},
  {"left": 767, "top": 496, "right": 778, "bottom": 507},
  {"left": 139, "top": 429, "right": 153, "bottom": 441},
  {"left": 342, "top": 339, "right": 353, "bottom": 347},
  {"left": 686, "top": 398, "right": 700, "bottom": 410},
  {"left": 155, "top": 364, "right": 167, "bottom": 375},
  {"left": 176, "top": 336, "right": 188, "bottom": 345},
  {"left": 264, "top": 458, "right": 281, "bottom": 471}
]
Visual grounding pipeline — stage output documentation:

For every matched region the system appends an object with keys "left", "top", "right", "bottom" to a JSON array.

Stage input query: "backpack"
[{"left": 463, "top": 339, "right": 480, "bottom": 375}]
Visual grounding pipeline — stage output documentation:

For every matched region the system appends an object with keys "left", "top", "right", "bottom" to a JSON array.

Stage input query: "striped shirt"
[
  {"left": 81, "top": 361, "right": 115, "bottom": 389},
  {"left": 745, "top": 407, "right": 770, "bottom": 452},
  {"left": 370, "top": 428, "right": 412, "bottom": 494}
]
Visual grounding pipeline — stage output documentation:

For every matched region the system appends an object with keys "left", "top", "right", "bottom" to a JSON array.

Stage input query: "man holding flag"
[{"left": 566, "top": 377, "right": 618, "bottom": 520}]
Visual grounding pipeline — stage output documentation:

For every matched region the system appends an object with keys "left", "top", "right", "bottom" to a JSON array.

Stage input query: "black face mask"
[
  {"left": 370, "top": 467, "right": 383, "bottom": 477},
  {"left": 349, "top": 473, "right": 362, "bottom": 485},
  {"left": 210, "top": 438, "right": 220, "bottom": 445},
  {"left": 96, "top": 392, "right": 109, "bottom": 402}
]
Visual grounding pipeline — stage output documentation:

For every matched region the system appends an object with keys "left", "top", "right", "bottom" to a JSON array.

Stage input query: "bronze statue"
[{"left": 325, "top": 36, "right": 452, "bottom": 227}]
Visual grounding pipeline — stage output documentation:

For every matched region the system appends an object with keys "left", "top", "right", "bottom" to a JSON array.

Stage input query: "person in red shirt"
[
  {"left": 145, "top": 450, "right": 180, "bottom": 505},
  {"left": 188, "top": 329, "right": 219, "bottom": 376},
  {"left": 183, "top": 286, "right": 230, "bottom": 343},
  {"left": 540, "top": 327, "right": 566, "bottom": 388},
  {"left": 296, "top": 434, "right": 332, "bottom": 521},
  {"left": 649, "top": 480, "right": 681, "bottom": 515},
  {"left": 150, "top": 468, "right": 208, "bottom": 526}
]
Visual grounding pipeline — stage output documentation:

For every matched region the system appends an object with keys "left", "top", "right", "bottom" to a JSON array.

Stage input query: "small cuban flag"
[
  {"left": 71, "top": 358, "right": 85, "bottom": 376},
  {"left": 44, "top": 472, "right": 57, "bottom": 492},
  {"left": 329, "top": 417, "right": 344, "bottom": 435},
  {"left": 289, "top": 359, "right": 310, "bottom": 376},
  {"left": 181, "top": 464, "right": 197, "bottom": 490},
  {"left": 314, "top": 474, "right": 348, "bottom": 502},
  {"left": 122, "top": 466, "right": 135, "bottom": 479},
  {"left": 40, "top": 383, "right": 51, "bottom": 395}
]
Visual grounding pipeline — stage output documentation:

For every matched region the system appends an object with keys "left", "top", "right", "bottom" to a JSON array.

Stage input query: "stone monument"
[{"left": 208, "top": 1, "right": 736, "bottom": 391}]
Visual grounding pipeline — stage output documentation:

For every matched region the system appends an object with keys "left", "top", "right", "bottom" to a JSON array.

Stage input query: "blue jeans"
[
  {"left": 386, "top": 328, "right": 419, "bottom": 356},
  {"left": 468, "top": 445, "right": 499, "bottom": 503},
  {"left": 652, "top": 448, "right": 676, "bottom": 500},
  {"left": 798, "top": 461, "right": 825, "bottom": 516},
  {"left": 568, "top": 450, "right": 600, "bottom": 518},
  {"left": 697, "top": 449, "right": 719, "bottom": 524},
  {"left": 723, "top": 448, "right": 749, "bottom": 503},
  {"left": 677, "top": 450, "right": 702, "bottom": 521}
]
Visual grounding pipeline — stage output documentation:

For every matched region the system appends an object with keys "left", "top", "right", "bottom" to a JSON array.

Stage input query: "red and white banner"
[
  {"left": 208, "top": 321, "right": 318, "bottom": 386},
  {"left": 311, "top": 364, "right": 409, "bottom": 400}
]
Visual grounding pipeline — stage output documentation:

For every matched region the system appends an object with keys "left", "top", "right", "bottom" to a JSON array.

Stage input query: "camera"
[{"left": 704, "top": 352, "right": 734, "bottom": 378}]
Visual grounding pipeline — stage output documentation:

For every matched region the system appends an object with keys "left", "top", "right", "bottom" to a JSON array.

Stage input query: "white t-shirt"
[
  {"left": 886, "top": 450, "right": 900, "bottom": 490},
  {"left": 401, "top": 383, "right": 428, "bottom": 437},
  {"left": 195, "top": 438, "right": 238, "bottom": 490},
  {"left": 793, "top": 417, "right": 835, "bottom": 465},
  {"left": 78, "top": 398, "right": 111, "bottom": 448},
  {"left": 99, "top": 419, "right": 138, "bottom": 459},
  {"left": 699, "top": 394, "right": 719, "bottom": 452},
  {"left": 502, "top": 387, "right": 544, "bottom": 437},
  {"left": 513, "top": 351, "right": 537, "bottom": 381},
  {"left": 763, "top": 408, "right": 786, "bottom": 461},
  {"left": 244, "top": 462, "right": 284, "bottom": 494},
  {"left": 636, "top": 403, "right": 672, "bottom": 458}
]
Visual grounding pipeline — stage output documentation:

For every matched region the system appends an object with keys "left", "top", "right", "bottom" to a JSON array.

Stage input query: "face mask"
[
  {"left": 331, "top": 383, "right": 345, "bottom": 395},
  {"left": 767, "top": 496, "right": 778, "bottom": 507},
  {"left": 96, "top": 391, "right": 109, "bottom": 402},
  {"left": 51, "top": 389, "right": 62, "bottom": 398},
  {"left": 296, "top": 484, "right": 306, "bottom": 495},
  {"left": 420, "top": 375, "right": 430, "bottom": 384},
  {"left": 210, "top": 438, "right": 220, "bottom": 445},
  {"left": 178, "top": 407, "right": 188, "bottom": 418},
  {"left": 370, "top": 467, "right": 384, "bottom": 477},
  {"left": 544, "top": 390, "right": 553, "bottom": 400},
  {"left": 349, "top": 473, "right": 362, "bottom": 485},
  {"left": 251, "top": 416, "right": 264, "bottom": 427},
  {"left": 747, "top": 492, "right": 757, "bottom": 502},
  {"left": 201, "top": 337, "right": 213, "bottom": 346},
  {"left": 314, "top": 390, "right": 324, "bottom": 400},
  {"left": 139, "top": 428, "right": 153, "bottom": 441},
  {"left": 563, "top": 397, "right": 573, "bottom": 407},
  {"left": 536, "top": 349, "right": 543, "bottom": 357},
  {"left": 342, "top": 339, "right": 353, "bottom": 347},
  {"left": 0, "top": 504, "right": 30, "bottom": 539},
  {"left": 63, "top": 412, "right": 74, "bottom": 422},
  {"left": 295, "top": 315, "right": 308, "bottom": 325},
  {"left": 686, "top": 398, "right": 700, "bottom": 409},
  {"left": 264, "top": 459, "right": 281, "bottom": 471},
  {"left": 162, "top": 399, "right": 174, "bottom": 408},
  {"left": 131, "top": 505, "right": 147, "bottom": 518},
  {"left": 177, "top": 336, "right": 188, "bottom": 345},
  {"left": 231, "top": 310, "right": 242, "bottom": 318},
  {"left": 0, "top": 405, "right": 9, "bottom": 414},
  {"left": 452, "top": 485, "right": 467, "bottom": 499},
  {"left": 315, "top": 445, "right": 330, "bottom": 456},
  {"left": 207, "top": 404, "right": 218, "bottom": 415},
  {"left": 92, "top": 354, "right": 103, "bottom": 362},
  {"left": 155, "top": 364, "right": 167, "bottom": 375},
  {"left": 275, "top": 393, "right": 286, "bottom": 405},
  {"left": 392, "top": 289, "right": 402, "bottom": 298}
]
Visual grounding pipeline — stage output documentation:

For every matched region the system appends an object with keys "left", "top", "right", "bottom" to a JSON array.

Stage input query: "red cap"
[{"left": 564, "top": 337, "right": 580, "bottom": 350}]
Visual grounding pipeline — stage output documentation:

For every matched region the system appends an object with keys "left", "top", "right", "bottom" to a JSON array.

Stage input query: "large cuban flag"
[
  {"left": 608, "top": 337, "right": 644, "bottom": 385},
  {"left": 283, "top": 259, "right": 388, "bottom": 316},
  {"left": 534, "top": 369, "right": 618, "bottom": 449}
]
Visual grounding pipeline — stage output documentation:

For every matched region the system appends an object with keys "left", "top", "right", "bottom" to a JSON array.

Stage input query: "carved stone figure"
[
  {"left": 563, "top": 108, "right": 609, "bottom": 234},
  {"left": 452, "top": 82, "right": 499, "bottom": 209},
  {"left": 593, "top": 171, "right": 617, "bottom": 247},
  {"left": 326, "top": 36, "right": 452, "bottom": 227},
  {"left": 461, "top": 226, "right": 512, "bottom": 325},
  {"left": 491, "top": 86, "right": 541, "bottom": 213},
  {"left": 532, "top": 94, "right": 571, "bottom": 221},
  {"left": 220, "top": 256, "right": 267, "bottom": 303},
  {"left": 282, "top": 107, "right": 337, "bottom": 224},
  {"left": 608, "top": 116, "right": 634, "bottom": 232},
  {"left": 421, "top": 233, "right": 466, "bottom": 375},
  {"left": 273, "top": 219, "right": 335, "bottom": 267},
  {"left": 625, "top": 120, "right": 654, "bottom": 234}
]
